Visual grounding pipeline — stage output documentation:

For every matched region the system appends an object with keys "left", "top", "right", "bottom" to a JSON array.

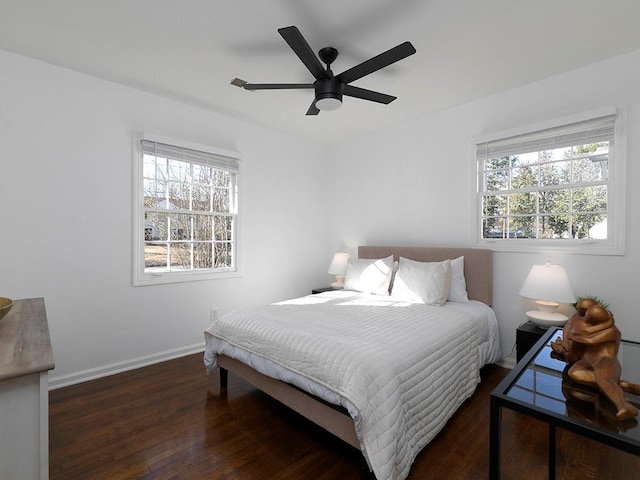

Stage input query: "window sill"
[
  {"left": 475, "top": 239, "right": 625, "bottom": 256},
  {"left": 133, "top": 270, "right": 241, "bottom": 286}
]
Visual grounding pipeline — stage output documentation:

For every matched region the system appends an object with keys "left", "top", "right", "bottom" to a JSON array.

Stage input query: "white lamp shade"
[
  {"left": 519, "top": 263, "right": 575, "bottom": 327},
  {"left": 518, "top": 263, "right": 575, "bottom": 304},
  {"left": 328, "top": 252, "right": 349, "bottom": 275}
]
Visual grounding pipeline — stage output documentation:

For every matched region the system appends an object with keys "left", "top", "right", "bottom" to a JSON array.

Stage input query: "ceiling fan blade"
[
  {"left": 278, "top": 26, "right": 326, "bottom": 80},
  {"left": 306, "top": 101, "right": 320, "bottom": 115},
  {"left": 336, "top": 41, "right": 416, "bottom": 84},
  {"left": 243, "top": 83, "right": 314, "bottom": 90},
  {"left": 343, "top": 85, "right": 396, "bottom": 104}
]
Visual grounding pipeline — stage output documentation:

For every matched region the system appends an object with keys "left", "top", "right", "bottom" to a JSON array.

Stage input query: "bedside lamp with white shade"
[
  {"left": 518, "top": 263, "right": 575, "bottom": 328},
  {"left": 328, "top": 252, "right": 349, "bottom": 288}
]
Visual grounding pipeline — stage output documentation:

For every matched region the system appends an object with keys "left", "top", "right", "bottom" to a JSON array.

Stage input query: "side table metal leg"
[
  {"left": 220, "top": 367, "right": 228, "bottom": 390},
  {"left": 548, "top": 423, "right": 556, "bottom": 480},
  {"left": 489, "top": 397, "right": 502, "bottom": 480}
]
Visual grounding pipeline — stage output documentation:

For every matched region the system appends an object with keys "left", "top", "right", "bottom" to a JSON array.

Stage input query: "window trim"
[
  {"left": 132, "top": 133, "right": 242, "bottom": 286},
  {"left": 471, "top": 106, "right": 626, "bottom": 255}
]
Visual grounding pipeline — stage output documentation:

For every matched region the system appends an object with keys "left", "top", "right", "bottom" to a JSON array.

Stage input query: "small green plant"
[{"left": 573, "top": 295, "right": 610, "bottom": 310}]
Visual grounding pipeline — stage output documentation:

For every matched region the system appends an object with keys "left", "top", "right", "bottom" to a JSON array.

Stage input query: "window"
[
  {"left": 133, "top": 135, "right": 240, "bottom": 285},
  {"left": 474, "top": 108, "right": 625, "bottom": 255}
]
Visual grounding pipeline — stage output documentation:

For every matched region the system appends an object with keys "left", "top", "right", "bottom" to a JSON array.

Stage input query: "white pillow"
[
  {"left": 343, "top": 255, "right": 394, "bottom": 296},
  {"left": 391, "top": 257, "right": 451, "bottom": 306},
  {"left": 448, "top": 256, "right": 469, "bottom": 303}
]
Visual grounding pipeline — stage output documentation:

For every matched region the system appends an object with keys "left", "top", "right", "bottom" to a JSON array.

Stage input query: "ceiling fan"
[{"left": 231, "top": 26, "right": 416, "bottom": 115}]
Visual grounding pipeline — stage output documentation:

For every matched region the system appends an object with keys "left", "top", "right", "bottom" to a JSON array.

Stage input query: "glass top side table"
[{"left": 490, "top": 326, "right": 640, "bottom": 480}]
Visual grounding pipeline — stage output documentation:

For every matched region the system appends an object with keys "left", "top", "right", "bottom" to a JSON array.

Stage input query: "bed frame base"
[{"left": 217, "top": 355, "right": 360, "bottom": 450}]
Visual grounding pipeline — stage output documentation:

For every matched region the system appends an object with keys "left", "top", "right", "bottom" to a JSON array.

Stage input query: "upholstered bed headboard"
[{"left": 358, "top": 246, "right": 493, "bottom": 306}]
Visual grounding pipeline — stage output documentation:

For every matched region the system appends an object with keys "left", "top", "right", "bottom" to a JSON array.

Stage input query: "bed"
[{"left": 204, "top": 246, "right": 501, "bottom": 480}]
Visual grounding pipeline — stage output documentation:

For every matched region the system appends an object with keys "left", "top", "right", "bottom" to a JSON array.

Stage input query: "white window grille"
[
  {"left": 474, "top": 108, "right": 625, "bottom": 255},
  {"left": 134, "top": 135, "right": 240, "bottom": 285}
]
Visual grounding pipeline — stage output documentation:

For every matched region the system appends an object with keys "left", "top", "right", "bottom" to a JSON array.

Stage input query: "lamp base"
[
  {"left": 331, "top": 275, "right": 345, "bottom": 289},
  {"left": 526, "top": 309, "right": 568, "bottom": 328}
]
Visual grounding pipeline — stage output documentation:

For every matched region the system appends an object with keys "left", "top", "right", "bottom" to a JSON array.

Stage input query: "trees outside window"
[{"left": 481, "top": 143, "right": 608, "bottom": 240}]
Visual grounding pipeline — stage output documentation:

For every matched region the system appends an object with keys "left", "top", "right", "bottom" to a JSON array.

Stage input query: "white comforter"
[{"left": 204, "top": 290, "right": 487, "bottom": 480}]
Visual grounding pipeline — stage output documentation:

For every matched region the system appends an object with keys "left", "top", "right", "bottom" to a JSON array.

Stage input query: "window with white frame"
[
  {"left": 133, "top": 136, "right": 240, "bottom": 286},
  {"left": 474, "top": 108, "right": 625, "bottom": 255}
]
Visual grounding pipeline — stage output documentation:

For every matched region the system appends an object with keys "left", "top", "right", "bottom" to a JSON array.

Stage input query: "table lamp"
[
  {"left": 328, "top": 252, "right": 349, "bottom": 288},
  {"left": 518, "top": 262, "right": 575, "bottom": 328}
]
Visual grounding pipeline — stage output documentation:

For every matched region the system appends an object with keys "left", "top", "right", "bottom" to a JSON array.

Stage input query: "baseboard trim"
[
  {"left": 48, "top": 343, "right": 205, "bottom": 390},
  {"left": 497, "top": 356, "right": 516, "bottom": 370}
]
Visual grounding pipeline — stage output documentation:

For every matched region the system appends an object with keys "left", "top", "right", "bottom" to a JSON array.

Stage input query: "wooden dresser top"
[{"left": 0, "top": 297, "right": 55, "bottom": 381}]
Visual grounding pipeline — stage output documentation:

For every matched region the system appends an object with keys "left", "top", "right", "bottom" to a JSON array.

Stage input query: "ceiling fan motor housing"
[{"left": 315, "top": 77, "right": 344, "bottom": 103}]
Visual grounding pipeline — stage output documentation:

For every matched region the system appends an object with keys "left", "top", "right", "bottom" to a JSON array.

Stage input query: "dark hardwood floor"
[{"left": 49, "top": 354, "right": 639, "bottom": 479}]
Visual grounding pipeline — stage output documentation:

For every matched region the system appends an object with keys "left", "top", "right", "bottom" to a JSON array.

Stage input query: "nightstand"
[
  {"left": 311, "top": 287, "right": 335, "bottom": 294},
  {"left": 516, "top": 321, "right": 548, "bottom": 362}
]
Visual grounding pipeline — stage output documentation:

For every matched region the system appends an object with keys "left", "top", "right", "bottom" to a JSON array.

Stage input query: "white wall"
[
  {"left": 326, "top": 49, "right": 640, "bottom": 362},
  {"left": 0, "top": 50, "right": 329, "bottom": 387},
  {"left": 2, "top": 46, "right": 639, "bottom": 386}
]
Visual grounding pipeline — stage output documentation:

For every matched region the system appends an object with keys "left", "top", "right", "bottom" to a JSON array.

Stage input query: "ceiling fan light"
[
  {"left": 316, "top": 96, "right": 342, "bottom": 111},
  {"left": 314, "top": 77, "right": 344, "bottom": 112}
]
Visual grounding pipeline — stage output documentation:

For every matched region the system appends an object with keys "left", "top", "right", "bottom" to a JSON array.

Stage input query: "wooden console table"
[{"left": 0, "top": 298, "right": 55, "bottom": 480}]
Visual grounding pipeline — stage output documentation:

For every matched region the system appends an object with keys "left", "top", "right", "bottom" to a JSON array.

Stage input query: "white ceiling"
[{"left": 2, "top": 0, "right": 640, "bottom": 145}]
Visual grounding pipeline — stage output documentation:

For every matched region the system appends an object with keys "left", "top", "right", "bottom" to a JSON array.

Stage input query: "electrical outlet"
[{"left": 210, "top": 307, "right": 219, "bottom": 322}]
